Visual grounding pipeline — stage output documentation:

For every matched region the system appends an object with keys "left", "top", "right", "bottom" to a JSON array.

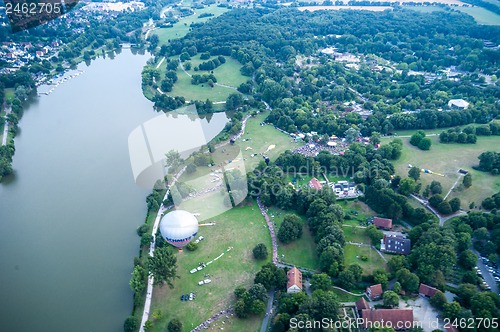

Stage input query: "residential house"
[
  {"left": 355, "top": 298, "right": 370, "bottom": 312},
  {"left": 381, "top": 234, "right": 411, "bottom": 255},
  {"left": 360, "top": 308, "right": 414, "bottom": 330},
  {"left": 419, "top": 283, "right": 439, "bottom": 298},
  {"left": 287, "top": 267, "right": 302, "bottom": 294},
  {"left": 366, "top": 284, "right": 383, "bottom": 300},
  {"left": 309, "top": 177, "right": 323, "bottom": 190},
  {"left": 373, "top": 217, "right": 392, "bottom": 230}
]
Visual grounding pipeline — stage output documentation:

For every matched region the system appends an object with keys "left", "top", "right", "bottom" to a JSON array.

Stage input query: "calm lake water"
[{"left": 0, "top": 49, "right": 228, "bottom": 332}]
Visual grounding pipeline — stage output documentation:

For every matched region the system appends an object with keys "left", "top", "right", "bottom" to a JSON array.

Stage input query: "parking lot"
[{"left": 475, "top": 251, "right": 499, "bottom": 294}]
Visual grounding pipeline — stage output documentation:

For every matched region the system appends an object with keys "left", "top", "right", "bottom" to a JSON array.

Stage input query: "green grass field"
[
  {"left": 340, "top": 200, "right": 376, "bottom": 226},
  {"left": 155, "top": 54, "right": 245, "bottom": 102},
  {"left": 268, "top": 206, "right": 320, "bottom": 271},
  {"left": 405, "top": 6, "right": 447, "bottom": 13},
  {"left": 386, "top": 135, "right": 500, "bottom": 210},
  {"left": 153, "top": 5, "right": 229, "bottom": 44},
  {"left": 239, "top": 112, "right": 300, "bottom": 170},
  {"left": 342, "top": 226, "right": 371, "bottom": 244},
  {"left": 344, "top": 244, "right": 388, "bottom": 275},
  {"left": 331, "top": 288, "right": 365, "bottom": 302},
  {"left": 184, "top": 55, "right": 248, "bottom": 88},
  {"left": 148, "top": 200, "right": 270, "bottom": 332},
  {"left": 456, "top": 6, "right": 500, "bottom": 25},
  {"left": 4, "top": 88, "right": 14, "bottom": 103}
]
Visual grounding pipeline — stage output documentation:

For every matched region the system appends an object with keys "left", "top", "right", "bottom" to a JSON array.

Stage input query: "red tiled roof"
[
  {"left": 419, "top": 283, "right": 439, "bottom": 297},
  {"left": 309, "top": 177, "right": 323, "bottom": 190},
  {"left": 374, "top": 217, "right": 392, "bottom": 229},
  {"left": 367, "top": 284, "right": 383, "bottom": 299},
  {"left": 355, "top": 298, "right": 370, "bottom": 311},
  {"left": 287, "top": 267, "right": 302, "bottom": 290},
  {"left": 361, "top": 309, "right": 414, "bottom": 329}
]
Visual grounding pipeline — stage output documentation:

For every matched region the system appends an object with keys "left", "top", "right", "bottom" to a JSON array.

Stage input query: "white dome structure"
[{"left": 159, "top": 210, "right": 199, "bottom": 248}]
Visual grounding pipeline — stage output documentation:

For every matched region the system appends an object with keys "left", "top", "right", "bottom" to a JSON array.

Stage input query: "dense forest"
[{"left": 155, "top": 7, "right": 499, "bottom": 137}]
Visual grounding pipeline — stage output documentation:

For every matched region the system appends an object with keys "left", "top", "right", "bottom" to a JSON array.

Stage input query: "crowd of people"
[
  {"left": 191, "top": 308, "right": 234, "bottom": 331},
  {"left": 293, "top": 142, "right": 347, "bottom": 157},
  {"left": 257, "top": 197, "right": 278, "bottom": 264}
]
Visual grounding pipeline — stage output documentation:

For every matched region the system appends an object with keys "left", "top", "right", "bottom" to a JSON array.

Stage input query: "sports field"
[
  {"left": 386, "top": 135, "right": 500, "bottom": 210},
  {"left": 148, "top": 200, "right": 270, "bottom": 332}
]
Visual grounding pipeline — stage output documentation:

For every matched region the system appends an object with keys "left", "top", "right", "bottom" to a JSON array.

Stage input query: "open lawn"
[
  {"left": 169, "top": 66, "right": 236, "bottom": 102},
  {"left": 340, "top": 200, "right": 376, "bottom": 226},
  {"left": 184, "top": 55, "right": 248, "bottom": 88},
  {"left": 156, "top": 54, "right": 245, "bottom": 102},
  {"left": 153, "top": 5, "right": 229, "bottom": 44},
  {"left": 238, "top": 112, "right": 300, "bottom": 170},
  {"left": 332, "top": 288, "right": 365, "bottom": 302},
  {"left": 342, "top": 225, "right": 371, "bottom": 244},
  {"left": 386, "top": 135, "right": 500, "bottom": 211},
  {"left": 4, "top": 88, "right": 14, "bottom": 103},
  {"left": 149, "top": 200, "right": 270, "bottom": 332},
  {"left": 456, "top": 6, "right": 500, "bottom": 25},
  {"left": 298, "top": 5, "right": 393, "bottom": 11},
  {"left": 268, "top": 206, "right": 320, "bottom": 271},
  {"left": 344, "top": 244, "right": 388, "bottom": 275},
  {"left": 405, "top": 5, "right": 447, "bottom": 13}
]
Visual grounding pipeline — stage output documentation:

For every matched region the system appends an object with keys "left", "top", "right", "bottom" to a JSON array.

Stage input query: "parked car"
[
  {"left": 189, "top": 293, "right": 194, "bottom": 301},
  {"left": 180, "top": 294, "right": 185, "bottom": 301}
]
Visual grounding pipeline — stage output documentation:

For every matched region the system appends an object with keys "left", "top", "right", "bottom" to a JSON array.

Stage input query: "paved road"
[
  {"left": 411, "top": 194, "right": 466, "bottom": 226},
  {"left": 260, "top": 290, "right": 275, "bottom": 332},
  {"left": 473, "top": 248, "right": 499, "bottom": 294}
]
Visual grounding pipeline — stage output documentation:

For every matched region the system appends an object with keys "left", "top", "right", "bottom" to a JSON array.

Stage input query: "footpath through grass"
[
  {"left": 148, "top": 200, "right": 270, "bottom": 332},
  {"left": 267, "top": 206, "right": 320, "bottom": 271}
]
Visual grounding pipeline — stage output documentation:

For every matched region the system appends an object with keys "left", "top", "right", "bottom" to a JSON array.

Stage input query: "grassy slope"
[
  {"left": 268, "top": 206, "right": 320, "bottom": 270},
  {"left": 149, "top": 200, "right": 270, "bottom": 332},
  {"left": 385, "top": 135, "right": 500, "bottom": 210},
  {"left": 344, "top": 244, "right": 388, "bottom": 275},
  {"left": 153, "top": 6, "right": 229, "bottom": 44},
  {"left": 456, "top": 6, "right": 500, "bottom": 25}
]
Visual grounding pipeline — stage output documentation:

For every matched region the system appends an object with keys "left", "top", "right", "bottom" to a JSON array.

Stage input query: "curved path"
[
  {"left": 1, "top": 104, "right": 10, "bottom": 146},
  {"left": 139, "top": 167, "right": 186, "bottom": 332},
  {"left": 257, "top": 197, "right": 278, "bottom": 264}
]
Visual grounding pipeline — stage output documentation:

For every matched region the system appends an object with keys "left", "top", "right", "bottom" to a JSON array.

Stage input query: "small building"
[
  {"left": 448, "top": 99, "right": 469, "bottom": 110},
  {"left": 360, "top": 309, "right": 414, "bottom": 330},
  {"left": 355, "top": 297, "right": 370, "bottom": 312},
  {"left": 366, "top": 284, "right": 383, "bottom": 300},
  {"left": 419, "top": 283, "right": 439, "bottom": 298},
  {"left": 373, "top": 217, "right": 392, "bottom": 230},
  {"left": 381, "top": 234, "right": 411, "bottom": 255},
  {"left": 287, "top": 267, "right": 302, "bottom": 294},
  {"left": 309, "top": 177, "right": 323, "bottom": 190}
]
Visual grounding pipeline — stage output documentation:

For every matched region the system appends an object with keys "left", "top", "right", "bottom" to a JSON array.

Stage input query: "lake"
[{"left": 0, "top": 49, "right": 228, "bottom": 332}]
